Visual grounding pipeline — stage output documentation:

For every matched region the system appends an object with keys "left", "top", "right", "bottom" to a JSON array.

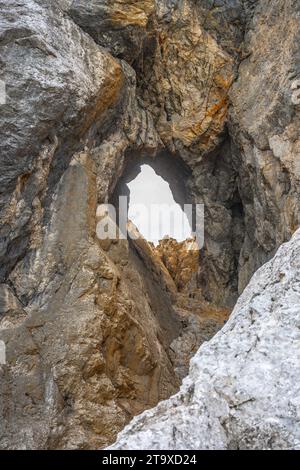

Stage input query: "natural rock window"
[
  {"left": 127, "top": 164, "right": 192, "bottom": 245},
  {"left": 109, "top": 153, "right": 230, "bottom": 383}
]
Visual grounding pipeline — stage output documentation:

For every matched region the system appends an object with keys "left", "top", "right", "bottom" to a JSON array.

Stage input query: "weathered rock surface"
[
  {"left": 110, "top": 228, "right": 300, "bottom": 450},
  {"left": 155, "top": 238, "right": 199, "bottom": 291},
  {"left": 67, "top": 0, "right": 156, "bottom": 64},
  {"left": 154, "top": 237, "right": 229, "bottom": 380},
  {"left": 0, "top": 0, "right": 178, "bottom": 450},
  {"left": 0, "top": 156, "right": 182, "bottom": 449},
  {"left": 0, "top": 0, "right": 124, "bottom": 281},
  {"left": 229, "top": 0, "right": 300, "bottom": 293},
  {"left": 0, "top": 0, "right": 299, "bottom": 451},
  {"left": 186, "top": 0, "right": 300, "bottom": 306}
]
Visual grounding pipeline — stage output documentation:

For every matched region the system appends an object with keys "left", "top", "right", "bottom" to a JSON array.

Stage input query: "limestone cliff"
[{"left": 0, "top": 0, "right": 299, "bottom": 450}]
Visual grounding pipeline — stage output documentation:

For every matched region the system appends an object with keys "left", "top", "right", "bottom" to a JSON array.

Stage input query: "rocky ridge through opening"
[
  {"left": 109, "top": 150, "right": 232, "bottom": 381},
  {"left": 127, "top": 164, "right": 192, "bottom": 245}
]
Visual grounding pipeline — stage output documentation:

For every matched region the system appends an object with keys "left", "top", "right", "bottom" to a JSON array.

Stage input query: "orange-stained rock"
[{"left": 155, "top": 237, "right": 199, "bottom": 291}]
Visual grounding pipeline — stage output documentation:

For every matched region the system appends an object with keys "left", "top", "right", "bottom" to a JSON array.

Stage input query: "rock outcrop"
[
  {"left": 0, "top": 0, "right": 299, "bottom": 450},
  {"left": 0, "top": 0, "right": 170, "bottom": 449},
  {"left": 229, "top": 0, "right": 300, "bottom": 292},
  {"left": 110, "top": 228, "right": 300, "bottom": 450},
  {"left": 155, "top": 238, "right": 199, "bottom": 291},
  {"left": 153, "top": 237, "right": 230, "bottom": 380}
]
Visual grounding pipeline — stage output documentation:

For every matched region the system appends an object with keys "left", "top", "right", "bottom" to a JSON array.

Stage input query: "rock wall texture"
[
  {"left": 0, "top": 0, "right": 299, "bottom": 450},
  {"left": 155, "top": 238, "right": 199, "bottom": 291},
  {"left": 230, "top": 0, "right": 300, "bottom": 293},
  {"left": 110, "top": 228, "right": 300, "bottom": 450},
  {"left": 153, "top": 237, "right": 230, "bottom": 381}
]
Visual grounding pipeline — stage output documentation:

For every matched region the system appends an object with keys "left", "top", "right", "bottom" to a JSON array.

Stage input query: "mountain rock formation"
[
  {"left": 0, "top": 0, "right": 299, "bottom": 450},
  {"left": 111, "top": 228, "right": 300, "bottom": 450}
]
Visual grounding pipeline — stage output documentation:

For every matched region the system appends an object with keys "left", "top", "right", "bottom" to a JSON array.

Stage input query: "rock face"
[
  {"left": 110, "top": 228, "right": 300, "bottom": 450},
  {"left": 153, "top": 237, "right": 230, "bottom": 380},
  {"left": 0, "top": 0, "right": 173, "bottom": 450},
  {"left": 67, "top": 0, "right": 156, "bottom": 64},
  {"left": 155, "top": 238, "right": 199, "bottom": 291},
  {"left": 229, "top": 0, "right": 300, "bottom": 293},
  {"left": 0, "top": 0, "right": 124, "bottom": 281},
  {"left": 0, "top": 0, "right": 299, "bottom": 450},
  {"left": 0, "top": 150, "right": 184, "bottom": 449}
]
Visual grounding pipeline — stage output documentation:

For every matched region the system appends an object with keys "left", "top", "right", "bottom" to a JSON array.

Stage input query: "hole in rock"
[
  {"left": 127, "top": 164, "right": 192, "bottom": 245},
  {"left": 106, "top": 152, "right": 231, "bottom": 417},
  {"left": 111, "top": 151, "right": 195, "bottom": 245}
]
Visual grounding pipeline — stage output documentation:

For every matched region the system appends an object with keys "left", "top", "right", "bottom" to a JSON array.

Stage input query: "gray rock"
[
  {"left": 0, "top": 0, "right": 299, "bottom": 451},
  {"left": 110, "top": 228, "right": 300, "bottom": 450},
  {"left": 0, "top": 0, "right": 123, "bottom": 281},
  {"left": 0, "top": 284, "right": 24, "bottom": 316},
  {"left": 67, "top": 0, "right": 154, "bottom": 64},
  {"left": 230, "top": 0, "right": 300, "bottom": 292}
]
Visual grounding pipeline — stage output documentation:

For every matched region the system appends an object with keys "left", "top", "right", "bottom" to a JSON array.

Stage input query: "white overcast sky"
[{"left": 127, "top": 165, "right": 191, "bottom": 245}]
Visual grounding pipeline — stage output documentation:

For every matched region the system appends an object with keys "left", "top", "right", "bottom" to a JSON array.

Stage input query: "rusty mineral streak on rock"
[{"left": 110, "top": 0, "right": 155, "bottom": 28}]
